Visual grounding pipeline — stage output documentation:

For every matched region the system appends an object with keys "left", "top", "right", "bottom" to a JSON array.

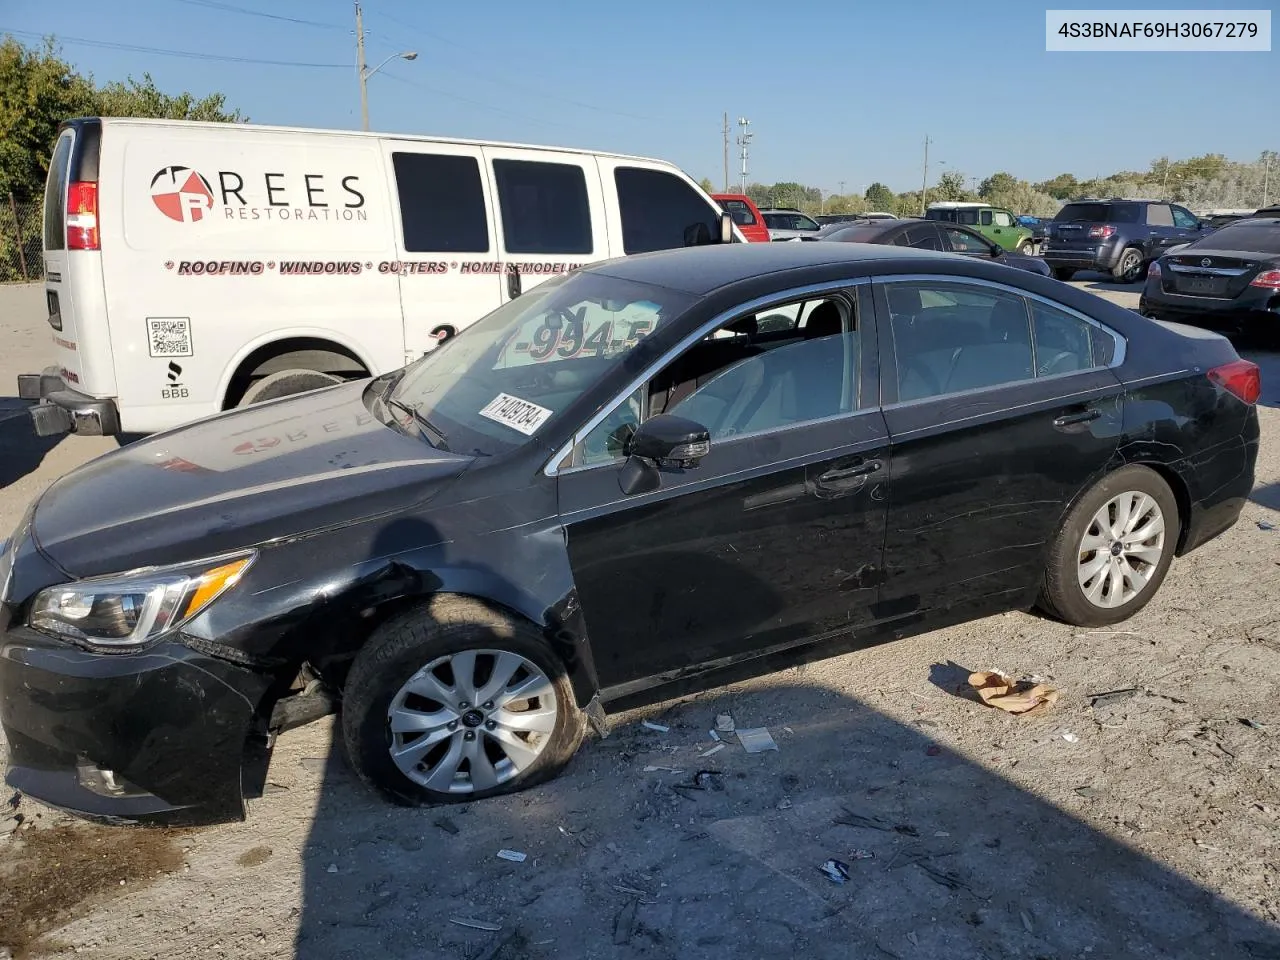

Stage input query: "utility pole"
[
  {"left": 356, "top": 2, "right": 369, "bottom": 131},
  {"left": 737, "top": 118, "right": 753, "bottom": 194},
  {"left": 722, "top": 113, "right": 730, "bottom": 193},
  {"left": 919, "top": 135, "right": 931, "bottom": 215},
  {"left": 838, "top": 180, "right": 846, "bottom": 197},
  {"left": 1264, "top": 151, "right": 1274, "bottom": 207}
]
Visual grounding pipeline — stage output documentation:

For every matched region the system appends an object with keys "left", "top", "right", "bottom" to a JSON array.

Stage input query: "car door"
[
  {"left": 1145, "top": 203, "right": 1179, "bottom": 257},
  {"left": 1171, "top": 205, "right": 1203, "bottom": 246},
  {"left": 482, "top": 147, "right": 607, "bottom": 304},
  {"left": 873, "top": 275, "right": 1125, "bottom": 618},
  {"left": 989, "top": 209, "right": 1019, "bottom": 250},
  {"left": 555, "top": 283, "right": 889, "bottom": 696}
]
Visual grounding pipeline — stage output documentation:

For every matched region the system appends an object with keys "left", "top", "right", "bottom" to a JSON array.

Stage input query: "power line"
[
  {"left": 169, "top": 0, "right": 345, "bottom": 29},
  {"left": 365, "top": 10, "right": 651, "bottom": 122},
  {"left": 1, "top": 28, "right": 351, "bottom": 68}
]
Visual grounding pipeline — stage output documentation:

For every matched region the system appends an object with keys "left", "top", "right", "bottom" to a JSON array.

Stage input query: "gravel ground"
[{"left": 1, "top": 277, "right": 1278, "bottom": 960}]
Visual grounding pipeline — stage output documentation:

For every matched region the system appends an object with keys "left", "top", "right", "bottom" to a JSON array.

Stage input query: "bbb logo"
[{"left": 150, "top": 166, "right": 215, "bottom": 223}]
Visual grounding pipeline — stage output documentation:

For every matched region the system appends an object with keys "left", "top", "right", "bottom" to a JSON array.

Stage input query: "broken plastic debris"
[
  {"left": 715, "top": 713, "right": 736, "bottom": 734},
  {"left": 737, "top": 727, "right": 779, "bottom": 753},
  {"left": 777, "top": 797, "right": 793, "bottom": 810},
  {"left": 450, "top": 917, "right": 502, "bottom": 932},
  {"left": 1258, "top": 520, "right": 1276, "bottom": 531},
  {"left": 968, "top": 670, "right": 1061, "bottom": 715},
  {"left": 1061, "top": 731, "right": 1079, "bottom": 743},
  {"left": 325, "top": 863, "right": 338, "bottom": 874},
  {"left": 819, "top": 859, "right": 851, "bottom": 884},
  {"left": 641, "top": 720, "right": 670, "bottom": 733},
  {"left": 496, "top": 849, "right": 527, "bottom": 863},
  {"left": 642, "top": 765, "right": 683, "bottom": 773},
  {"left": 850, "top": 849, "right": 874, "bottom": 860},
  {"left": 699, "top": 744, "right": 725, "bottom": 758},
  {"left": 1239, "top": 718, "right": 1267, "bottom": 731}
]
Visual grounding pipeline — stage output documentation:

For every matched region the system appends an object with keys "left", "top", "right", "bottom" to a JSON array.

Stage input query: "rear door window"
[
  {"left": 615, "top": 167, "right": 719, "bottom": 253},
  {"left": 1146, "top": 204, "right": 1174, "bottom": 227},
  {"left": 493, "top": 159, "right": 593, "bottom": 254},
  {"left": 44, "top": 131, "right": 73, "bottom": 252},
  {"left": 904, "top": 224, "right": 942, "bottom": 250},
  {"left": 979, "top": 209, "right": 993, "bottom": 226},
  {"left": 392, "top": 152, "right": 489, "bottom": 252}
]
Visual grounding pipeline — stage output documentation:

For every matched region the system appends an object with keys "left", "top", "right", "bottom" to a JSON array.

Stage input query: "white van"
[{"left": 19, "top": 118, "right": 738, "bottom": 438}]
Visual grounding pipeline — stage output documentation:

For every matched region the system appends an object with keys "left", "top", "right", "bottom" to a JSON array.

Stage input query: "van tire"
[{"left": 237, "top": 369, "right": 342, "bottom": 407}]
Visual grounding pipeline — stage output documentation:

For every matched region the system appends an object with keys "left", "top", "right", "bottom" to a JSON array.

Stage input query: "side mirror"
[
  {"left": 990, "top": 246, "right": 1004, "bottom": 258},
  {"left": 720, "top": 211, "right": 735, "bottom": 243},
  {"left": 506, "top": 268, "right": 522, "bottom": 299},
  {"left": 617, "top": 414, "right": 711, "bottom": 496}
]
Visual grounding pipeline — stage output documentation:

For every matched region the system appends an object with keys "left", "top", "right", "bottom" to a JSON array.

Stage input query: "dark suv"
[{"left": 1043, "top": 199, "right": 1205, "bottom": 283}]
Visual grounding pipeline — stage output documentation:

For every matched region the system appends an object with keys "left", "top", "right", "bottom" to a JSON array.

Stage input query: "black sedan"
[
  {"left": 811, "top": 217, "right": 1051, "bottom": 276},
  {"left": 0, "top": 243, "right": 1260, "bottom": 824},
  {"left": 1140, "top": 217, "right": 1280, "bottom": 336}
]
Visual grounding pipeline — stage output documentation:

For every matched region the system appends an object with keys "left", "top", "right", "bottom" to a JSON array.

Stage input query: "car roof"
[
  {"left": 927, "top": 202, "right": 989, "bottom": 209},
  {"left": 584, "top": 242, "right": 954, "bottom": 295}
]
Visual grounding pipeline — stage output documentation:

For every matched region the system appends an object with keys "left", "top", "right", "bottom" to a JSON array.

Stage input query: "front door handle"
[
  {"left": 819, "top": 459, "right": 882, "bottom": 482},
  {"left": 1053, "top": 408, "right": 1101, "bottom": 429}
]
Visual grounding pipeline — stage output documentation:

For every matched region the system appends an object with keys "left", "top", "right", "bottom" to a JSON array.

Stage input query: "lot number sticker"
[
  {"left": 479, "top": 393, "right": 553, "bottom": 436},
  {"left": 147, "top": 317, "right": 193, "bottom": 358}
]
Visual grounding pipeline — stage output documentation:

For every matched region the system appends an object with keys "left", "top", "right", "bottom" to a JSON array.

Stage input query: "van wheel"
[
  {"left": 1052, "top": 267, "right": 1075, "bottom": 282},
  {"left": 342, "top": 596, "right": 584, "bottom": 806},
  {"left": 237, "top": 368, "right": 342, "bottom": 406},
  {"left": 1038, "top": 465, "right": 1179, "bottom": 628}
]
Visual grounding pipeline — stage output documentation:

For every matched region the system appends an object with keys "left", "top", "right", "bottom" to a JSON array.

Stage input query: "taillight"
[
  {"left": 1147, "top": 260, "right": 1161, "bottom": 278},
  {"left": 1249, "top": 269, "right": 1280, "bottom": 289},
  {"left": 66, "top": 181, "right": 99, "bottom": 251},
  {"left": 1087, "top": 225, "right": 1117, "bottom": 239},
  {"left": 1207, "top": 359, "right": 1261, "bottom": 405}
]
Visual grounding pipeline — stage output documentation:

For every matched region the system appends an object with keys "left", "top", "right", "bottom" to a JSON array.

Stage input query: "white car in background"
[{"left": 760, "top": 209, "right": 822, "bottom": 241}]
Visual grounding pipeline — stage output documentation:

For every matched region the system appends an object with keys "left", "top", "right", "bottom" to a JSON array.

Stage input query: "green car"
[{"left": 925, "top": 202, "right": 1037, "bottom": 255}]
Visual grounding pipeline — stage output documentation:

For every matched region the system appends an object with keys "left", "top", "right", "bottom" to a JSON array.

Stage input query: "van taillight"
[
  {"left": 1207, "top": 359, "right": 1261, "bottom": 405},
  {"left": 66, "top": 181, "right": 99, "bottom": 251}
]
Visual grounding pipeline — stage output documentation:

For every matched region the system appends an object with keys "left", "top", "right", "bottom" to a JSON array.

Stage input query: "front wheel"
[
  {"left": 342, "top": 596, "right": 584, "bottom": 806},
  {"left": 238, "top": 368, "right": 342, "bottom": 406},
  {"left": 1038, "top": 465, "right": 1180, "bottom": 627},
  {"left": 1016, "top": 241, "right": 1033, "bottom": 256}
]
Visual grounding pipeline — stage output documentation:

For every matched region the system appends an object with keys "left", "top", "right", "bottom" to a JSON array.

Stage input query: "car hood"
[{"left": 32, "top": 382, "right": 474, "bottom": 577}]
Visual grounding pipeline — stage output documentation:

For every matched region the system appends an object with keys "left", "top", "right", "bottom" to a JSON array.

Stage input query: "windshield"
[{"left": 387, "top": 272, "right": 693, "bottom": 455}]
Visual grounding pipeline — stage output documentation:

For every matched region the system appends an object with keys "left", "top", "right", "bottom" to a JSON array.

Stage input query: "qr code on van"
[{"left": 147, "top": 317, "right": 193, "bottom": 358}]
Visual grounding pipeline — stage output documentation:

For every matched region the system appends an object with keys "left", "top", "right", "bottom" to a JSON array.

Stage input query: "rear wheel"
[
  {"left": 1039, "top": 465, "right": 1179, "bottom": 627},
  {"left": 237, "top": 368, "right": 342, "bottom": 406},
  {"left": 1112, "top": 246, "right": 1145, "bottom": 283},
  {"left": 342, "top": 596, "right": 584, "bottom": 806},
  {"left": 1052, "top": 267, "right": 1075, "bottom": 282}
]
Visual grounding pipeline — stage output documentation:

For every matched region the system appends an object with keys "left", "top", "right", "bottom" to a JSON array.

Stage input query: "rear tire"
[
  {"left": 342, "top": 596, "right": 584, "bottom": 807},
  {"left": 1052, "top": 267, "right": 1075, "bottom": 282},
  {"left": 1038, "top": 465, "right": 1180, "bottom": 627},
  {"left": 1112, "top": 247, "right": 1145, "bottom": 283},
  {"left": 237, "top": 368, "right": 342, "bottom": 406}
]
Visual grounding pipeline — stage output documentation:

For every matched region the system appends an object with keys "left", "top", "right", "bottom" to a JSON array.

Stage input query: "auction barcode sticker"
[
  {"left": 1046, "top": 10, "right": 1271, "bottom": 51},
  {"left": 479, "top": 393, "right": 553, "bottom": 436}
]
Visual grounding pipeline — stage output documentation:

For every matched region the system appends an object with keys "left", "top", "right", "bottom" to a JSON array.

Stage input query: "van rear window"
[
  {"left": 44, "top": 132, "right": 73, "bottom": 252},
  {"left": 392, "top": 152, "right": 489, "bottom": 253}
]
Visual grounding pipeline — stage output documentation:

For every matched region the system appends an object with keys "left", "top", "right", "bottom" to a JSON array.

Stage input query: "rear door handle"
[
  {"left": 819, "top": 459, "right": 882, "bottom": 482},
  {"left": 1053, "top": 408, "right": 1101, "bottom": 429}
]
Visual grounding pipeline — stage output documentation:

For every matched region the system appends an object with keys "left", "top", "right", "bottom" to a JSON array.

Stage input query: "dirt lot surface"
[{"left": 2, "top": 278, "right": 1279, "bottom": 959}]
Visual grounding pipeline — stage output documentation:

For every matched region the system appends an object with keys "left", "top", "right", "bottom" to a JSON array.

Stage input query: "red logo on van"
[{"left": 150, "top": 166, "right": 214, "bottom": 223}]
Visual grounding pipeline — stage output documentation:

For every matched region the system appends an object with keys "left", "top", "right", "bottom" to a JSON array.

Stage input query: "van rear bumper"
[{"left": 17, "top": 368, "right": 120, "bottom": 438}]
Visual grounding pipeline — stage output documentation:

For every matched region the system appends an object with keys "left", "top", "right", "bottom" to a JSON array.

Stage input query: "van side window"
[
  {"left": 392, "top": 152, "right": 489, "bottom": 253},
  {"left": 614, "top": 167, "right": 718, "bottom": 254},
  {"left": 492, "top": 159, "right": 592, "bottom": 255},
  {"left": 44, "top": 133, "right": 73, "bottom": 252}
]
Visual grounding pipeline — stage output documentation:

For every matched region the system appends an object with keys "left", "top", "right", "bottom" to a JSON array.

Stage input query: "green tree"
[
  {"left": 936, "top": 170, "right": 968, "bottom": 201},
  {"left": 698, "top": 176, "right": 716, "bottom": 194},
  {"left": 978, "top": 171, "right": 1017, "bottom": 199},
  {"left": 96, "top": 73, "right": 243, "bottom": 123},
  {"left": 864, "top": 182, "right": 895, "bottom": 210},
  {"left": 1034, "top": 173, "right": 1079, "bottom": 200}
]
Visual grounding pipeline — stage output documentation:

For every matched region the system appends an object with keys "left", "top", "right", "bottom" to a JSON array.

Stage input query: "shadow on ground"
[
  {"left": 293, "top": 677, "right": 1280, "bottom": 959},
  {"left": 0, "top": 399, "right": 56, "bottom": 489}
]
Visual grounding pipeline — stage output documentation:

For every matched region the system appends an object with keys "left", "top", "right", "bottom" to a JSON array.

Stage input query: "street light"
[{"left": 359, "top": 51, "right": 417, "bottom": 130}]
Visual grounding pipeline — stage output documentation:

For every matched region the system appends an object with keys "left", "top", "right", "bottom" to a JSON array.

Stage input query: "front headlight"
[{"left": 29, "top": 551, "right": 255, "bottom": 649}]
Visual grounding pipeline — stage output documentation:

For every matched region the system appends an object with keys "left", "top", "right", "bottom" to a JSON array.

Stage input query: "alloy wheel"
[
  {"left": 1076, "top": 491, "right": 1166, "bottom": 608},
  {"left": 386, "top": 649, "right": 558, "bottom": 794},
  {"left": 1119, "top": 250, "right": 1143, "bottom": 281}
]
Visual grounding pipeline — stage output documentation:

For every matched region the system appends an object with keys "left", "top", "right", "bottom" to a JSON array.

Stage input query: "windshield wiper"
[{"left": 387, "top": 397, "right": 450, "bottom": 451}]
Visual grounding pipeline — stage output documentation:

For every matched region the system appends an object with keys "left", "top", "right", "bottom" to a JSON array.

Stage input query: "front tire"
[
  {"left": 1016, "top": 241, "right": 1033, "bottom": 256},
  {"left": 342, "top": 596, "right": 584, "bottom": 806},
  {"left": 1038, "top": 465, "right": 1180, "bottom": 627},
  {"left": 238, "top": 368, "right": 342, "bottom": 406}
]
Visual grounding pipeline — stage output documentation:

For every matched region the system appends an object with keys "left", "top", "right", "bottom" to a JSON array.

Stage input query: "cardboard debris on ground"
[{"left": 968, "top": 670, "right": 1061, "bottom": 715}]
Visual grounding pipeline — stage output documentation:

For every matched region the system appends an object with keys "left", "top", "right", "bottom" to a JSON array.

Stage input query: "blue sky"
[{"left": 2, "top": 0, "right": 1276, "bottom": 193}]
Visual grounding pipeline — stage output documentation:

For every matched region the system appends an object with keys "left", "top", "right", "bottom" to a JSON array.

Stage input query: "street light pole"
[{"left": 355, "top": 2, "right": 417, "bottom": 131}]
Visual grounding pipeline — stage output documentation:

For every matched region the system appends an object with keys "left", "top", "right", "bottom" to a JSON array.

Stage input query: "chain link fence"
[{"left": 0, "top": 196, "right": 44, "bottom": 283}]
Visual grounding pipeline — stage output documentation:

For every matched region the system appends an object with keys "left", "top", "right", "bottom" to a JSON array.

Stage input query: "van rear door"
[
  {"left": 382, "top": 141, "right": 502, "bottom": 353},
  {"left": 42, "top": 123, "right": 114, "bottom": 398}
]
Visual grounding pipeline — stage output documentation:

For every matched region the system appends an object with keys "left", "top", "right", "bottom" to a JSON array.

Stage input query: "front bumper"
[
  {"left": 0, "top": 628, "right": 272, "bottom": 824},
  {"left": 17, "top": 367, "right": 120, "bottom": 437}
]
